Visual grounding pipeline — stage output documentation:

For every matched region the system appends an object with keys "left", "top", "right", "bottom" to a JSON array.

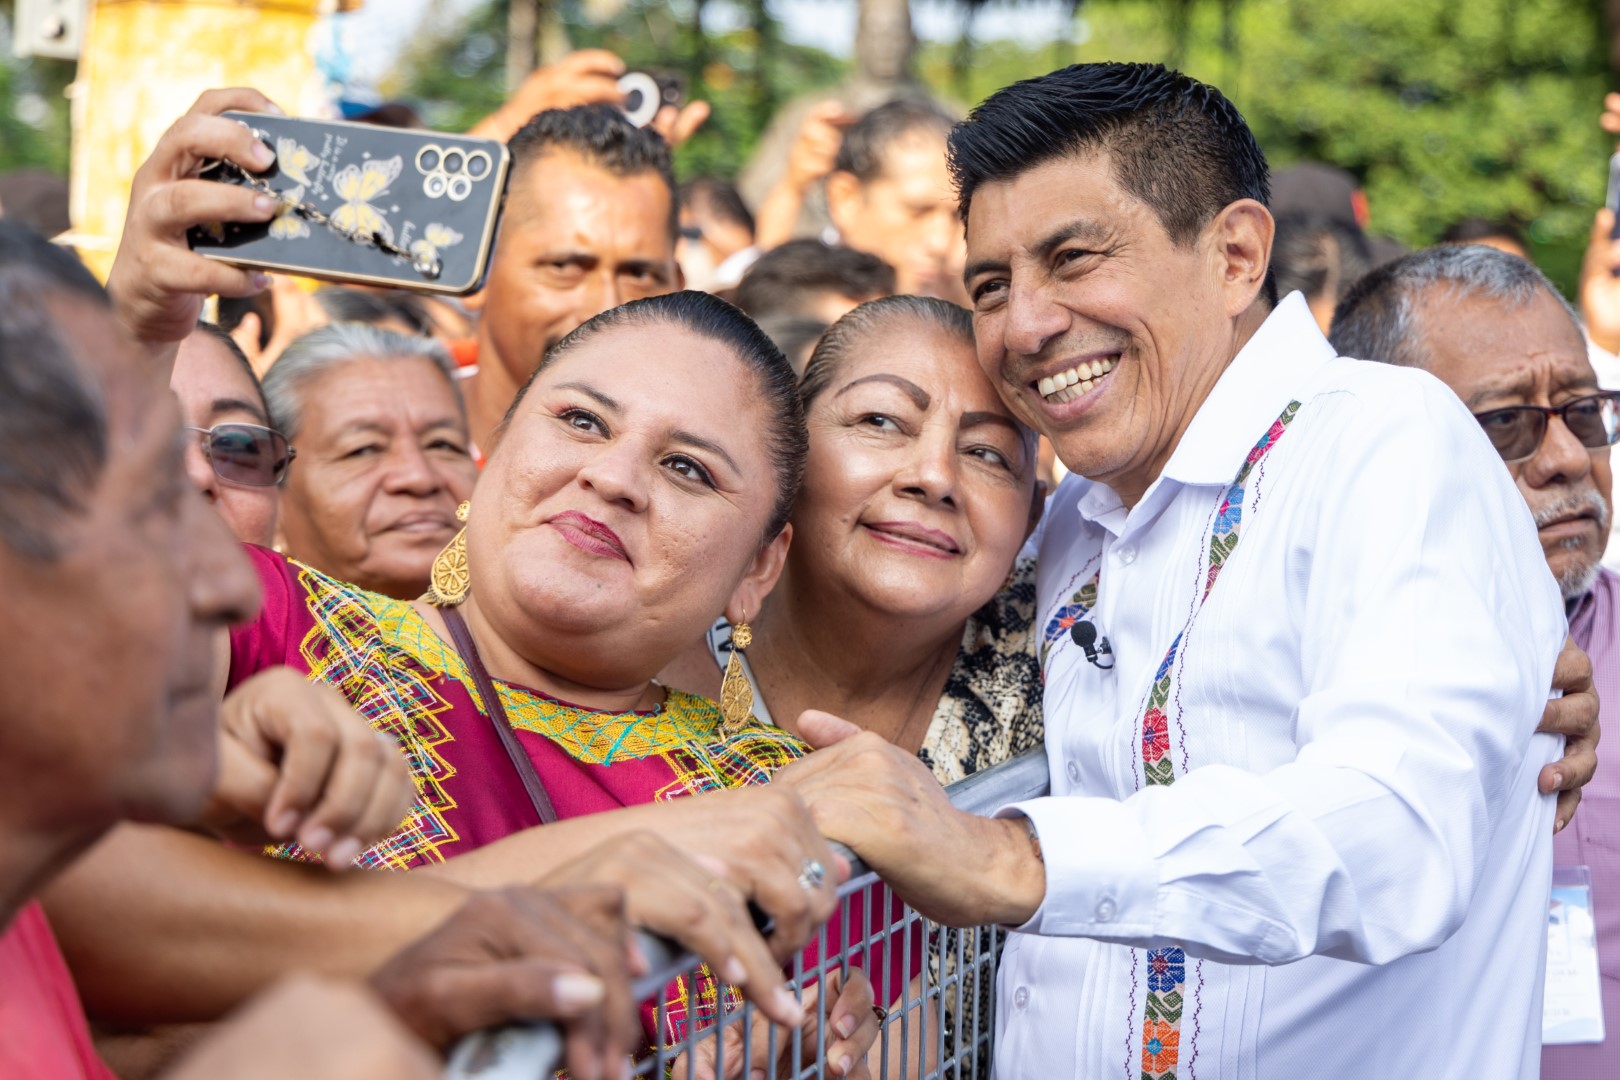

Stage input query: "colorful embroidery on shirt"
[
  {"left": 268, "top": 568, "right": 463, "bottom": 869},
  {"left": 1040, "top": 557, "right": 1103, "bottom": 669},
  {"left": 1135, "top": 401, "right": 1300, "bottom": 1080}
]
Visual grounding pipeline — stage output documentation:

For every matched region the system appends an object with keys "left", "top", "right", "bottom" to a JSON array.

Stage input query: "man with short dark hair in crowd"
[
  {"left": 1332, "top": 244, "right": 1619, "bottom": 1079},
  {"left": 824, "top": 98, "right": 966, "bottom": 303},
  {"left": 463, "top": 103, "right": 681, "bottom": 454},
  {"left": 776, "top": 62, "right": 1599, "bottom": 1079}
]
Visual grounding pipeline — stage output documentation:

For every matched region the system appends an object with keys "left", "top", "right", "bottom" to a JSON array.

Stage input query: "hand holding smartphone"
[{"left": 188, "top": 112, "right": 508, "bottom": 295}]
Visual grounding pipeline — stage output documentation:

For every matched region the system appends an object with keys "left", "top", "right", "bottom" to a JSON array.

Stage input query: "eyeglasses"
[
  {"left": 1471, "top": 392, "right": 1620, "bottom": 463},
  {"left": 186, "top": 423, "right": 296, "bottom": 488}
]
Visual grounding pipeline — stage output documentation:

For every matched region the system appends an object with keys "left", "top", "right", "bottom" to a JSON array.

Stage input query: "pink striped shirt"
[{"left": 1546, "top": 565, "right": 1620, "bottom": 1078}]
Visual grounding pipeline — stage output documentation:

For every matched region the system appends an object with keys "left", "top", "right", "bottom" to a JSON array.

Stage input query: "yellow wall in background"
[{"left": 71, "top": 0, "right": 332, "bottom": 280}]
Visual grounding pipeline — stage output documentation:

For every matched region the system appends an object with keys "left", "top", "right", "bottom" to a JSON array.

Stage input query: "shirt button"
[
  {"left": 1065, "top": 760, "right": 1081, "bottom": 783},
  {"left": 1014, "top": 986, "right": 1030, "bottom": 1009},
  {"left": 1095, "top": 896, "right": 1117, "bottom": 923},
  {"left": 1117, "top": 545, "right": 1137, "bottom": 564}
]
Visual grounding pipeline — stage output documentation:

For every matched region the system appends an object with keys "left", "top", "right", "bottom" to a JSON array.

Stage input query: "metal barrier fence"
[{"left": 447, "top": 749, "right": 1051, "bottom": 1080}]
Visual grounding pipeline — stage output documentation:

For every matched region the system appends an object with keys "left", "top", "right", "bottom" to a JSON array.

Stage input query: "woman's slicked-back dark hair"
[
  {"left": 502, "top": 291, "right": 807, "bottom": 545},
  {"left": 800, "top": 295, "right": 973, "bottom": 409},
  {"left": 949, "top": 62, "right": 1277, "bottom": 304}
]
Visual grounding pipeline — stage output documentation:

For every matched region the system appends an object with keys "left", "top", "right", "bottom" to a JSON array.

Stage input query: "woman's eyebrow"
[
  {"left": 553, "top": 382, "right": 620, "bottom": 412},
  {"left": 672, "top": 430, "right": 740, "bottom": 477},
  {"left": 833, "top": 373, "right": 930, "bottom": 409}
]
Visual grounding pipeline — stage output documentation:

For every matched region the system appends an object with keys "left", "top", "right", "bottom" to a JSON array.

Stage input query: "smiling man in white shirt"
[{"left": 779, "top": 62, "right": 1572, "bottom": 1078}]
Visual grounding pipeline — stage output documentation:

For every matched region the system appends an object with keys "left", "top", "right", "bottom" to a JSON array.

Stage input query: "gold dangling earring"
[
  {"left": 424, "top": 501, "right": 471, "bottom": 606},
  {"left": 719, "top": 615, "right": 755, "bottom": 734}
]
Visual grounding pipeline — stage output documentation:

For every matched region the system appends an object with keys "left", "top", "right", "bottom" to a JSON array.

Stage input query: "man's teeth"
[{"left": 1038, "top": 356, "right": 1119, "bottom": 402}]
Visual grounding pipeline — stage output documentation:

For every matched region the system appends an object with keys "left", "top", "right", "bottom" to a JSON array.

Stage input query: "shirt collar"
[{"left": 1159, "top": 291, "right": 1336, "bottom": 487}]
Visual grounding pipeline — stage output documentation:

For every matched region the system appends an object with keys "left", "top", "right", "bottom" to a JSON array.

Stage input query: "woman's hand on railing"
[
  {"left": 537, "top": 830, "right": 809, "bottom": 1029},
  {"left": 672, "top": 967, "right": 879, "bottom": 1080},
  {"left": 647, "top": 786, "right": 850, "bottom": 964}
]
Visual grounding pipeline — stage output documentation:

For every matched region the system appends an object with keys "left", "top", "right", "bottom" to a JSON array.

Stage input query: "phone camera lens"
[
  {"left": 443, "top": 150, "right": 466, "bottom": 175},
  {"left": 466, "top": 152, "right": 491, "bottom": 180},
  {"left": 416, "top": 146, "right": 442, "bottom": 173},
  {"left": 447, "top": 175, "right": 472, "bottom": 202},
  {"left": 424, "top": 173, "right": 449, "bottom": 198}
]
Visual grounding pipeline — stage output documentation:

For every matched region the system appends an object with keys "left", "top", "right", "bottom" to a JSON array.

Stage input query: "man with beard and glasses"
[{"left": 1332, "top": 243, "right": 1619, "bottom": 1079}]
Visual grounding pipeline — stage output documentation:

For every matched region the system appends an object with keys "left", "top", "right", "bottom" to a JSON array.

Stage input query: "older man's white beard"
[{"left": 1534, "top": 488, "right": 1612, "bottom": 600}]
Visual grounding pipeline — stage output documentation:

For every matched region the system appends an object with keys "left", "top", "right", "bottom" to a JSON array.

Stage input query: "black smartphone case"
[{"left": 188, "top": 112, "right": 509, "bottom": 295}]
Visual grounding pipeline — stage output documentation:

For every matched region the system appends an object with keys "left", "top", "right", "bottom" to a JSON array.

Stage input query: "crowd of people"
[{"left": 3, "top": 47, "right": 1620, "bottom": 1080}]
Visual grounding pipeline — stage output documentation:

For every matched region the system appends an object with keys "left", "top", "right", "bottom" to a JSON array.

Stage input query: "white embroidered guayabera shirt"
[{"left": 994, "top": 293, "right": 1566, "bottom": 1079}]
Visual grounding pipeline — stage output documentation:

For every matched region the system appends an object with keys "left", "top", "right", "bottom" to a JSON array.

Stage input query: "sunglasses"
[
  {"left": 186, "top": 423, "right": 296, "bottom": 488},
  {"left": 1471, "top": 392, "right": 1620, "bottom": 463}
]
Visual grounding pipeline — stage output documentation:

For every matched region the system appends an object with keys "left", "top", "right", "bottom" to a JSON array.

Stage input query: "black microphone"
[{"left": 1070, "top": 620, "right": 1115, "bottom": 669}]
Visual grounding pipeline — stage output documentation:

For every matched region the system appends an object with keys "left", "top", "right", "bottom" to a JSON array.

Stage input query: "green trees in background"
[{"left": 2, "top": 0, "right": 1615, "bottom": 290}]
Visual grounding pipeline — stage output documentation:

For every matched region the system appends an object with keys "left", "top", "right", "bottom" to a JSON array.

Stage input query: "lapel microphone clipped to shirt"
[{"left": 1071, "top": 620, "right": 1115, "bottom": 669}]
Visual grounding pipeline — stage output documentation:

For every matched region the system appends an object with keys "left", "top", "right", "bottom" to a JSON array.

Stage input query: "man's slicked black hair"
[
  {"left": 949, "top": 62, "right": 1277, "bottom": 304},
  {"left": 507, "top": 104, "right": 678, "bottom": 238},
  {"left": 0, "top": 221, "right": 110, "bottom": 559}
]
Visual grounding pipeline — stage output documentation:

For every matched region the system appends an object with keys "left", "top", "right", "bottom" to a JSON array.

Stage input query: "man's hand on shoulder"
[
  {"left": 1537, "top": 634, "right": 1600, "bottom": 834},
  {"left": 774, "top": 710, "right": 1047, "bottom": 928}
]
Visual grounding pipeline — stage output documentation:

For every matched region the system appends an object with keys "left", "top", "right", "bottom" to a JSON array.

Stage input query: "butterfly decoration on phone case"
[{"left": 330, "top": 156, "right": 403, "bottom": 244}]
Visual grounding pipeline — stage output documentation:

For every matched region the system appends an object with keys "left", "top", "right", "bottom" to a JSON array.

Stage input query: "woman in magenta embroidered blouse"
[{"left": 224, "top": 292, "right": 901, "bottom": 1069}]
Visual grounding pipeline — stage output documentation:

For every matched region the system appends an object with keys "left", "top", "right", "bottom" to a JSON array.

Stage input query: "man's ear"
[
  {"left": 824, "top": 171, "right": 862, "bottom": 236},
  {"left": 726, "top": 523, "right": 792, "bottom": 625},
  {"left": 1207, "top": 199, "right": 1274, "bottom": 317}
]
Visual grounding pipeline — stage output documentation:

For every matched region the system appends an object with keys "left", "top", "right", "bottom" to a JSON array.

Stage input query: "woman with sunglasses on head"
[
  {"left": 171, "top": 321, "right": 295, "bottom": 546},
  {"left": 263, "top": 324, "right": 479, "bottom": 600}
]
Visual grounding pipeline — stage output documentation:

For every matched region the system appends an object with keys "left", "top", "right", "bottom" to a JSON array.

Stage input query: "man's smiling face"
[{"left": 963, "top": 149, "right": 1255, "bottom": 506}]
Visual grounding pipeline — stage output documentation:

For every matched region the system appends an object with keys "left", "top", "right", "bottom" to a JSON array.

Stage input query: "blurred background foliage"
[{"left": 1, "top": 0, "right": 1615, "bottom": 290}]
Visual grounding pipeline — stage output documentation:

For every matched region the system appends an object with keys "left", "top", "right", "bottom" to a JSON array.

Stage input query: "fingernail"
[
  {"left": 326, "top": 837, "right": 362, "bottom": 867},
  {"left": 554, "top": 972, "right": 606, "bottom": 1010},
  {"left": 1556, "top": 816, "right": 1569, "bottom": 834},
  {"left": 302, "top": 825, "right": 333, "bottom": 853},
  {"left": 620, "top": 1059, "right": 633, "bottom": 1080},
  {"left": 263, "top": 101, "right": 287, "bottom": 116},
  {"left": 750, "top": 1070, "right": 766, "bottom": 1080},
  {"left": 721, "top": 956, "right": 747, "bottom": 984},
  {"left": 835, "top": 1013, "right": 856, "bottom": 1039},
  {"left": 250, "top": 272, "right": 271, "bottom": 291},
  {"left": 269, "top": 809, "right": 299, "bottom": 838},
  {"left": 773, "top": 987, "right": 804, "bottom": 1023},
  {"left": 253, "top": 192, "right": 275, "bottom": 214},
  {"left": 251, "top": 142, "right": 276, "bottom": 168},
  {"left": 839, "top": 1055, "right": 853, "bottom": 1075}
]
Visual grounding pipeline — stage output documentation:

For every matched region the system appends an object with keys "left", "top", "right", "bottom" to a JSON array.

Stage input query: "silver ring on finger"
[{"left": 797, "top": 857, "right": 826, "bottom": 891}]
